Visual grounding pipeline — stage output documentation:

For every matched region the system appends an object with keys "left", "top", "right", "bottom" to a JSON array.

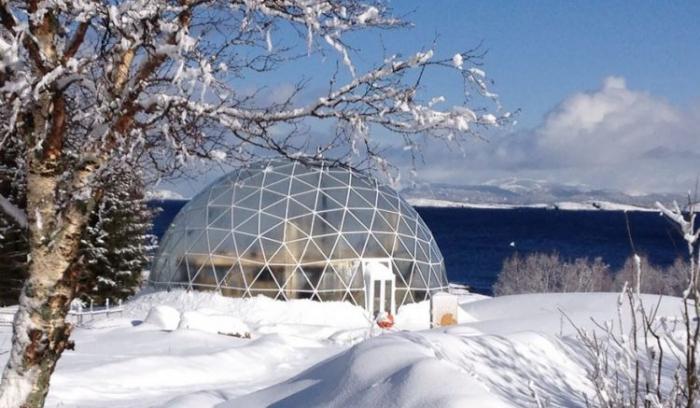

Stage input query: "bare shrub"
[
  {"left": 665, "top": 257, "right": 692, "bottom": 297},
  {"left": 614, "top": 255, "right": 670, "bottom": 296},
  {"left": 493, "top": 253, "right": 613, "bottom": 296},
  {"left": 614, "top": 256, "right": 690, "bottom": 297},
  {"left": 570, "top": 199, "right": 700, "bottom": 407}
]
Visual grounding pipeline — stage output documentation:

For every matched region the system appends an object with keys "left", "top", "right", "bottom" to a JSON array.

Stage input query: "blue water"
[{"left": 150, "top": 201, "right": 684, "bottom": 295}]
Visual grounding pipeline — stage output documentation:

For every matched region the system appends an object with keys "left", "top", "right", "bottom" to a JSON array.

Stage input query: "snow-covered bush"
[{"left": 492, "top": 253, "right": 613, "bottom": 296}]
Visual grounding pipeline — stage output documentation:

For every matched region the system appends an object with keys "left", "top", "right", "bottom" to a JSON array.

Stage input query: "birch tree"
[{"left": 0, "top": 0, "right": 504, "bottom": 405}]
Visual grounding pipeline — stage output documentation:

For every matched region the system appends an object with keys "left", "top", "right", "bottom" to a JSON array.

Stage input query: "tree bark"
[
  {"left": 0, "top": 66, "right": 94, "bottom": 406},
  {"left": 0, "top": 167, "right": 93, "bottom": 407}
]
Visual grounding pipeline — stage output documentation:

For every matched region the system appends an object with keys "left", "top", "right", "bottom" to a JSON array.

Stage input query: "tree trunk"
[
  {"left": 0, "top": 79, "right": 95, "bottom": 405},
  {"left": 0, "top": 164, "right": 91, "bottom": 407}
]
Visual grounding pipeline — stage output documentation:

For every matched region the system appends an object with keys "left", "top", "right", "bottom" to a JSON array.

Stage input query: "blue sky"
[
  {"left": 404, "top": 1, "right": 700, "bottom": 128},
  {"left": 169, "top": 1, "right": 700, "bottom": 197}
]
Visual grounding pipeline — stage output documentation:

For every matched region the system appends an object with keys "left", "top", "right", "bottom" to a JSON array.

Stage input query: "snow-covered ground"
[{"left": 0, "top": 291, "right": 685, "bottom": 407}]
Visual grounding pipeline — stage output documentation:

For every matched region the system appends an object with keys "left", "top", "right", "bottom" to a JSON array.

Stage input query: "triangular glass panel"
[
  {"left": 210, "top": 187, "right": 233, "bottom": 206},
  {"left": 302, "top": 240, "right": 326, "bottom": 262},
  {"left": 185, "top": 229, "right": 208, "bottom": 254},
  {"left": 320, "top": 172, "right": 344, "bottom": 189},
  {"left": 261, "top": 222, "right": 285, "bottom": 242},
  {"left": 268, "top": 245, "right": 292, "bottom": 265},
  {"left": 240, "top": 239, "right": 264, "bottom": 262},
  {"left": 260, "top": 213, "right": 281, "bottom": 234},
  {"left": 291, "top": 191, "right": 317, "bottom": 211},
  {"left": 286, "top": 199, "right": 309, "bottom": 219},
  {"left": 232, "top": 207, "right": 257, "bottom": 226},
  {"left": 365, "top": 234, "right": 389, "bottom": 258},
  {"left": 332, "top": 236, "right": 359, "bottom": 259},
  {"left": 372, "top": 213, "right": 393, "bottom": 233},
  {"left": 356, "top": 188, "right": 377, "bottom": 207},
  {"left": 232, "top": 232, "right": 255, "bottom": 258},
  {"left": 249, "top": 266, "right": 282, "bottom": 291},
  {"left": 312, "top": 214, "right": 337, "bottom": 237},
  {"left": 266, "top": 176, "right": 292, "bottom": 195},
  {"left": 208, "top": 208, "right": 231, "bottom": 230},
  {"left": 262, "top": 198, "right": 288, "bottom": 219},
  {"left": 260, "top": 237, "right": 281, "bottom": 262},
  {"left": 290, "top": 177, "right": 316, "bottom": 195},
  {"left": 262, "top": 170, "right": 285, "bottom": 187},
  {"left": 341, "top": 213, "right": 367, "bottom": 233},
  {"left": 237, "top": 190, "right": 262, "bottom": 210},
  {"left": 344, "top": 233, "right": 368, "bottom": 258},
  {"left": 376, "top": 190, "right": 398, "bottom": 211},
  {"left": 283, "top": 220, "right": 309, "bottom": 241},
  {"left": 324, "top": 188, "right": 348, "bottom": 208},
  {"left": 350, "top": 175, "right": 372, "bottom": 190},
  {"left": 347, "top": 189, "right": 371, "bottom": 209},
  {"left": 327, "top": 169, "right": 350, "bottom": 185},
  {"left": 297, "top": 172, "right": 320, "bottom": 188},
  {"left": 235, "top": 213, "right": 259, "bottom": 235},
  {"left": 373, "top": 232, "right": 396, "bottom": 255},
  {"left": 317, "top": 191, "right": 344, "bottom": 211},
  {"left": 207, "top": 230, "right": 232, "bottom": 254},
  {"left": 377, "top": 210, "right": 399, "bottom": 231},
  {"left": 233, "top": 183, "right": 259, "bottom": 201}
]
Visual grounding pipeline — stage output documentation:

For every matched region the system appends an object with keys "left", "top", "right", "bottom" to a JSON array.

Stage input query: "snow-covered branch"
[{"left": 0, "top": 194, "right": 26, "bottom": 229}]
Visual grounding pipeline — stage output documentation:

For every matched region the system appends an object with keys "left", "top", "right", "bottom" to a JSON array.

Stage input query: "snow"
[
  {"left": 0, "top": 291, "right": 687, "bottom": 407},
  {"left": 146, "top": 189, "right": 186, "bottom": 200},
  {"left": 178, "top": 311, "right": 250, "bottom": 337},
  {"left": 452, "top": 53, "right": 463, "bottom": 70},
  {"left": 144, "top": 305, "right": 181, "bottom": 330}
]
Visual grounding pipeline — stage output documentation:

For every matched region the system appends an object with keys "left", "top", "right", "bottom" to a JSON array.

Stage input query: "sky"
[{"left": 168, "top": 1, "right": 700, "bottom": 197}]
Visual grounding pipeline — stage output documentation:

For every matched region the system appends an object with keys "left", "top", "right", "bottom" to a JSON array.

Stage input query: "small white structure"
[
  {"left": 361, "top": 258, "right": 396, "bottom": 318},
  {"left": 430, "top": 292, "right": 458, "bottom": 328}
]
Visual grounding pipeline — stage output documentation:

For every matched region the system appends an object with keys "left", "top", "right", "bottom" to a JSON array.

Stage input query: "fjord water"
[{"left": 151, "top": 201, "right": 682, "bottom": 295}]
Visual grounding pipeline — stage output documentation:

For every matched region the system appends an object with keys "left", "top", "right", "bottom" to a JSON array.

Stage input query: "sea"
[{"left": 150, "top": 200, "right": 684, "bottom": 295}]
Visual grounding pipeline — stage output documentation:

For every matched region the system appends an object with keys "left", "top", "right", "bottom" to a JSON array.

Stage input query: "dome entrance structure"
[{"left": 150, "top": 159, "right": 447, "bottom": 310}]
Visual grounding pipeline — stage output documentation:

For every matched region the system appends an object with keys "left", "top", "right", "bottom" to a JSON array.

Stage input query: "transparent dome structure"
[{"left": 150, "top": 159, "right": 447, "bottom": 308}]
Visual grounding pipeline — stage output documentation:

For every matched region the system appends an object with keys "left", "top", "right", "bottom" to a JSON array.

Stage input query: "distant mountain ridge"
[{"left": 401, "top": 179, "right": 684, "bottom": 211}]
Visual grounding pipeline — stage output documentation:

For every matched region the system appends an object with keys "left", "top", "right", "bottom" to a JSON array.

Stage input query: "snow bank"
[
  {"left": 178, "top": 310, "right": 250, "bottom": 337},
  {"left": 126, "top": 290, "right": 370, "bottom": 329},
  {"left": 144, "top": 305, "right": 180, "bottom": 330},
  {"left": 224, "top": 292, "right": 685, "bottom": 408},
  {"left": 455, "top": 292, "right": 683, "bottom": 336},
  {"left": 17, "top": 291, "right": 683, "bottom": 407}
]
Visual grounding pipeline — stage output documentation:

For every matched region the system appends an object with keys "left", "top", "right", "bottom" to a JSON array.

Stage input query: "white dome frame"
[{"left": 150, "top": 159, "right": 447, "bottom": 309}]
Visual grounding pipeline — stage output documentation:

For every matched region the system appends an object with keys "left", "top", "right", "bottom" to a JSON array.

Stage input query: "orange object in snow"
[{"left": 377, "top": 313, "right": 394, "bottom": 329}]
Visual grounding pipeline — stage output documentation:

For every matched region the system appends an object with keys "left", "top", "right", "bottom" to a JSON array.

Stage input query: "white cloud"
[{"left": 408, "top": 76, "right": 700, "bottom": 194}]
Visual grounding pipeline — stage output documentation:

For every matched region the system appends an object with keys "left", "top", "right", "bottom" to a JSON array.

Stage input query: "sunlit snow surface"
[{"left": 0, "top": 291, "right": 685, "bottom": 407}]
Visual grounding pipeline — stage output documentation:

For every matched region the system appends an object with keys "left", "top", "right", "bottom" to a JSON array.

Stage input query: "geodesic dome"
[{"left": 150, "top": 159, "right": 447, "bottom": 308}]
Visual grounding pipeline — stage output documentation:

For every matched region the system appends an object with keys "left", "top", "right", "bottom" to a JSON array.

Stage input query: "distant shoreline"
[{"left": 404, "top": 198, "right": 658, "bottom": 212}]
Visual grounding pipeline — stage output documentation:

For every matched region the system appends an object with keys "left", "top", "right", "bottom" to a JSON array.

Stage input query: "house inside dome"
[{"left": 150, "top": 159, "right": 447, "bottom": 314}]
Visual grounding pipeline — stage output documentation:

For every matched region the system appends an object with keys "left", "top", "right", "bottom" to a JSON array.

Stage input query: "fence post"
[
  {"left": 106, "top": 298, "right": 110, "bottom": 318},
  {"left": 78, "top": 302, "right": 83, "bottom": 325}
]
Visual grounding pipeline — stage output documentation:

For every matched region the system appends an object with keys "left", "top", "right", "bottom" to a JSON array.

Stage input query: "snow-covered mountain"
[{"left": 402, "top": 178, "right": 682, "bottom": 211}]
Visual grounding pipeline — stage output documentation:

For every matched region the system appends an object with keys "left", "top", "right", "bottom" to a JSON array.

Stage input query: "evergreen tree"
[
  {"left": 0, "top": 141, "right": 27, "bottom": 307},
  {"left": 78, "top": 169, "right": 158, "bottom": 305}
]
